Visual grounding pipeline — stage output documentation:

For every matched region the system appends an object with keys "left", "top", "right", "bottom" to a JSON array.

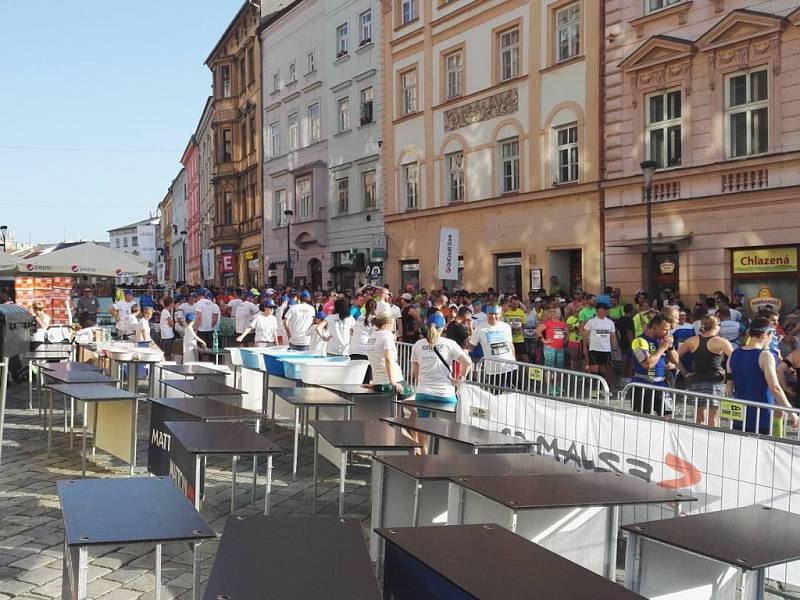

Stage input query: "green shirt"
[
  {"left": 578, "top": 306, "right": 597, "bottom": 324},
  {"left": 504, "top": 308, "right": 527, "bottom": 344},
  {"left": 608, "top": 305, "right": 624, "bottom": 321}
]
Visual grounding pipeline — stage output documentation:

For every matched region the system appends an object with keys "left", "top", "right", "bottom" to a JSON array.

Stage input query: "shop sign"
[
  {"left": 267, "top": 269, "right": 278, "bottom": 277},
  {"left": 733, "top": 248, "right": 797, "bottom": 274},
  {"left": 247, "top": 258, "right": 259, "bottom": 271},
  {"left": 402, "top": 262, "right": 420, "bottom": 272},
  {"left": 371, "top": 248, "right": 387, "bottom": 259},
  {"left": 529, "top": 268, "right": 543, "bottom": 291},
  {"left": 437, "top": 227, "right": 459, "bottom": 280},
  {"left": 367, "top": 263, "right": 383, "bottom": 285},
  {"left": 497, "top": 256, "right": 522, "bottom": 267},
  {"left": 748, "top": 287, "right": 783, "bottom": 315},
  {"left": 221, "top": 253, "right": 235, "bottom": 277},
  {"left": 659, "top": 260, "right": 676, "bottom": 274}
]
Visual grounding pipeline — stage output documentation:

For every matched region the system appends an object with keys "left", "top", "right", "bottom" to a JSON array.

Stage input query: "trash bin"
[{"left": 0, "top": 305, "right": 33, "bottom": 359}]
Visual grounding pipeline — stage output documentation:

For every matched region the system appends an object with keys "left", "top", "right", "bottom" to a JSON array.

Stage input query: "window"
[
  {"left": 401, "top": 260, "right": 420, "bottom": 290},
  {"left": 360, "top": 87, "right": 374, "bottom": 125},
  {"left": 289, "top": 62, "right": 296, "bottom": 83},
  {"left": 241, "top": 186, "right": 249, "bottom": 220},
  {"left": 363, "top": 170, "right": 377, "bottom": 210},
  {"left": 296, "top": 177, "right": 312, "bottom": 219},
  {"left": 223, "top": 191, "right": 233, "bottom": 224},
  {"left": 496, "top": 253, "right": 522, "bottom": 294},
  {"left": 338, "top": 97, "right": 350, "bottom": 131},
  {"left": 308, "top": 103, "right": 321, "bottom": 144},
  {"left": 404, "top": 164, "right": 418, "bottom": 209},
  {"left": 123, "top": 237, "right": 128, "bottom": 248},
  {"left": 288, "top": 113, "right": 299, "bottom": 150},
  {"left": 401, "top": 69, "right": 417, "bottom": 115},
  {"left": 241, "top": 122, "right": 248, "bottom": 157},
  {"left": 646, "top": 0, "right": 681, "bottom": 14},
  {"left": 446, "top": 152, "right": 465, "bottom": 203},
  {"left": 249, "top": 116, "right": 256, "bottom": 155},
  {"left": 360, "top": 10, "right": 372, "bottom": 44},
  {"left": 222, "top": 129, "right": 232, "bottom": 162},
  {"left": 646, "top": 89, "right": 682, "bottom": 168},
  {"left": 445, "top": 50, "right": 464, "bottom": 99},
  {"left": 336, "top": 23, "right": 349, "bottom": 57},
  {"left": 247, "top": 47, "right": 255, "bottom": 84},
  {"left": 726, "top": 69, "right": 768, "bottom": 158},
  {"left": 220, "top": 65, "right": 232, "bottom": 98},
  {"left": 337, "top": 177, "right": 349, "bottom": 214},
  {"left": 499, "top": 137, "right": 520, "bottom": 193},
  {"left": 273, "top": 71, "right": 280, "bottom": 92},
  {"left": 556, "top": 4, "right": 580, "bottom": 62},
  {"left": 500, "top": 28, "right": 520, "bottom": 81},
  {"left": 268, "top": 121, "right": 280, "bottom": 158},
  {"left": 240, "top": 57, "right": 246, "bottom": 90},
  {"left": 115, "top": 238, "right": 120, "bottom": 248},
  {"left": 401, "top": 0, "right": 417, "bottom": 24},
  {"left": 275, "top": 189, "right": 287, "bottom": 225},
  {"left": 308, "top": 51, "right": 315, "bottom": 73},
  {"left": 556, "top": 125, "right": 579, "bottom": 183}
]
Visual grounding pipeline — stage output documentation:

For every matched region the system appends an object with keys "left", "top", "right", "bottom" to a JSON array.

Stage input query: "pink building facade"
[
  {"left": 603, "top": 2, "right": 800, "bottom": 311},
  {"left": 182, "top": 138, "right": 201, "bottom": 285}
]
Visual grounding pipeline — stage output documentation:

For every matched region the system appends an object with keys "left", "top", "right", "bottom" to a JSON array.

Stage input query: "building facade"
[
  {"left": 170, "top": 168, "right": 188, "bottom": 283},
  {"left": 604, "top": 2, "right": 800, "bottom": 309},
  {"left": 197, "top": 97, "right": 215, "bottom": 284},
  {"left": 159, "top": 190, "right": 172, "bottom": 284},
  {"left": 381, "top": 0, "right": 602, "bottom": 295},
  {"left": 107, "top": 216, "right": 160, "bottom": 285},
  {"left": 206, "top": 1, "right": 264, "bottom": 287},
  {"left": 260, "top": 0, "right": 330, "bottom": 290},
  {"left": 182, "top": 137, "right": 201, "bottom": 285}
]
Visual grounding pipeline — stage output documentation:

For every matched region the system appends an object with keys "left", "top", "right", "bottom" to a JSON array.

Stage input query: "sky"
[{"left": 0, "top": 0, "right": 244, "bottom": 245}]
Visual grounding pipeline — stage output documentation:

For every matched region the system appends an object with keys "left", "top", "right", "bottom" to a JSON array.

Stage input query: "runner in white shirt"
[
  {"left": 316, "top": 298, "right": 356, "bottom": 356},
  {"left": 159, "top": 298, "right": 175, "bottom": 354},
  {"left": 309, "top": 312, "right": 328, "bottom": 355},
  {"left": 283, "top": 291, "right": 316, "bottom": 350},
  {"left": 274, "top": 297, "right": 289, "bottom": 345},
  {"left": 227, "top": 290, "right": 243, "bottom": 320},
  {"left": 120, "top": 304, "right": 140, "bottom": 341},
  {"left": 468, "top": 304, "right": 516, "bottom": 376},
  {"left": 110, "top": 290, "right": 135, "bottom": 338},
  {"left": 412, "top": 312, "right": 472, "bottom": 404},
  {"left": 135, "top": 308, "right": 154, "bottom": 343},
  {"left": 367, "top": 313, "right": 405, "bottom": 391},
  {"left": 582, "top": 303, "right": 617, "bottom": 383},
  {"left": 237, "top": 301, "right": 278, "bottom": 347},
  {"left": 195, "top": 293, "right": 220, "bottom": 346},
  {"left": 234, "top": 294, "right": 260, "bottom": 346}
]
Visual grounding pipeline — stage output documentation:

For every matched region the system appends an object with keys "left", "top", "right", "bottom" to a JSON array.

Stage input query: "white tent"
[
  {"left": 0, "top": 252, "right": 22, "bottom": 272},
  {"left": 19, "top": 242, "right": 148, "bottom": 277}
]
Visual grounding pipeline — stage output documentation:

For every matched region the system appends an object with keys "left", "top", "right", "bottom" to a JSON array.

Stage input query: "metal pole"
[
  {"left": 645, "top": 183, "right": 654, "bottom": 302},
  {"left": 286, "top": 220, "right": 292, "bottom": 286}
]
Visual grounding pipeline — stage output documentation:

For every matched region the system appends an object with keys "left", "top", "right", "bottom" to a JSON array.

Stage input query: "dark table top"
[
  {"left": 453, "top": 472, "right": 695, "bottom": 509},
  {"left": 160, "top": 364, "right": 223, "bottom": 377},
  {"left": 149, "top": 396, "right": 260, "bottom": 421},
  {"left": 310, "top": 419, "right": 422, "bottom": 450},
  {"left": 44, "top": 368, "right": 118, "bottom": 385},
  {"left": 376, "top": 453, "right": 583, "bottom": 481},
  {"left": 320, "top": 383, "right": 394, "bottom": 397},
  {"left": 271, "top": 386, "right": 353, "bottom": 407},
  {"left": 622, "top": 504, "right": 800, "bottom": 569},
  {"left": 375, "top": 524, "right": 646, "bottom": 600},
  {"left": 203, "top": 515, "right": 380, "bottom": 600},
  {"left": 381, "top": 417, "right": 534, "bottom": 448},
  {"left": 46, "top": 384, "right": 137, "bottom": 402},
  {"left": 160, "top": 378, "right": 245, "bottom": 397},
  {"left": 165, "top": 421, "right": 281, "bottom": 456},
  {"left": 40, "top": 361, "right": 101, "bottom": 372},
  {"left": 57, "top": 477, "right": 215, "bottom": 547},
  {"left": 26, "top": 351, "right": 71, "bottom": 361}
]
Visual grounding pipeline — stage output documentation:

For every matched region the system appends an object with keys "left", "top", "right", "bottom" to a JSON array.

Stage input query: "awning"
[
  {"left": 328, "top": 265, "right": 353, "bottom": 274},
  {"left": 608, "top": 233, "right": 693, "bottom": 250}
]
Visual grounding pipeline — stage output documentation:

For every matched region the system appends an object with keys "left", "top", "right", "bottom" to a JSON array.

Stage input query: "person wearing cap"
[
  {"left": 468, "top": 303, "right": 516, "bottom": 378},
  {"left": 182, "top": 311, "right": 206, "bottom": 362},
  {"left": 410, "top": 312, "right": 472, "bottom": 426},
  {"left": 316, "top": 298, "right": 355, "bottom": 357},
  {"left": 234, "top": 292, "right": 260, "bottom": 346},
  {"left": 399, "top": 292, "right": 422, "bottom": 343},
  {"left": 471, "top": 297, "right": 487, "bottom": 327},
  {"left": 582, "top": 303, "right": 617, "bottom": 386},
  {"left": 283, "top": 290, "right": 316, "bottom": 350},
  {"left": 109, "top": 290, "right": 135, "bottom": 339},
  {"left": 309, "top": 311, "right": 328, "bottom": 354},
  {"left": 237, "top": 301, "right": 278, "bottom": 347}
]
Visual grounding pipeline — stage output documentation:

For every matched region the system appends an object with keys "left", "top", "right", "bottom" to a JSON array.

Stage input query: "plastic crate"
[
  {"left": 299, "top": 359, "right": 370, "bottom": 385},
  {"left": 280, "top": 356, "right": 350, "bottom": 380}
]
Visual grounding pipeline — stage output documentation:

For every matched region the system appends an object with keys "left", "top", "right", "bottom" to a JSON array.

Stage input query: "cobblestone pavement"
[{"left": 0, "top": 380, "right": 371, "bottom": 599}]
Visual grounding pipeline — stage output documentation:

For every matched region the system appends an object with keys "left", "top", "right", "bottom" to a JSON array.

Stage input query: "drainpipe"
[{"left": 599, "top": 0, "right": 608, "bottom": 292}]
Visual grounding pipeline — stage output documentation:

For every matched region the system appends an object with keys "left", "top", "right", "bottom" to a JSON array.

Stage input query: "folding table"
[
  {"left": 199, "top": 347, "right": 228, "bottom": 365},
  {"left": 164, "top": 420, "right": 282, "bottom": 514},
  {"left": 319, "top": 383, "right": 396, "bottom": 420},
  {"left": 449, "top": 472, "right": 695, "bottom": 579},
  {"left": 622, "top": 505, "right": 800, "bottom": 599},
  {"left": 158, "top": 363, "right": 225, "bottom": 396},
  {"left": 203, "top": 515, "right": 380, "bottom": 600},
  {"left": 380, "top": 416, "right": 536, "bottom": 454},
  {"left": 270, "top": 387, "right": 353, "bottom": 475},
  {"left": 111, "top": 354, "right": 162, "bottom": 395},
  {"left": 160, "top": 378, "right": 246, "bottom": 404},
  {"left": 310, "top": 419, "right": 421, "bottom": 517},
  {"left": 25, "top": 350, "right": 71, "bottom": 410},
  {"left": 42, "top": 366, "right": 118, "bottom": 433},
  {"left": 376, "top": 524, "right": 647, "bottom": 600},
  {"left": 47, "top": 383, "right": 139, "bottom": 476},
  {"left": 57, "top": 477, "right": 215, "bottom": 600},
  {"left": 369, "top": 452, "right": 582, "bottom": 560}
]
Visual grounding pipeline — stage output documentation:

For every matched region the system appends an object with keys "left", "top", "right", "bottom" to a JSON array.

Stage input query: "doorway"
[
  {"left": 549, "top": 249, "right": 583, "bottom": 295},
  {"left": 308, "top": 258, "right": 322, "bottom": 292}
]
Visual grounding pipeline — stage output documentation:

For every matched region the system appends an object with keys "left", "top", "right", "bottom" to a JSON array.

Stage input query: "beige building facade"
[
  {"left": 604, "top": 2, "right": 800, "bottom": 310},
  {"left": 382, "top": 0, "right": 603, "bottom": 295}
]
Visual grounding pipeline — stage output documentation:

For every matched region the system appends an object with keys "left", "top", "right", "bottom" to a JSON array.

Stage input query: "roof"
[
  {"left": 107, "top": 217, "right": 158, "bottom": 234},
  {"left": 258, "top": 0, "right": 306, "bottom": 34},
  {"left": 205, "top": 0, "right": 257, "bottom": 65}
]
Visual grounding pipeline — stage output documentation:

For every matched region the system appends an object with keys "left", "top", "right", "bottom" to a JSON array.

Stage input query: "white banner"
[
  {"left": 156, "top": 262, "right": 166, "bottom": 285},
  {"left": 457, "top": 384, "right": 800, "bottom": 584},
  {"left": 437, "top": 227, "right": 459, "bottom": 280},
  {"left": 201, "top": 249, "right": 214, "bottom": 280},
  {"left": 136, "top": 225, "right": 157, "bottom": 270}
]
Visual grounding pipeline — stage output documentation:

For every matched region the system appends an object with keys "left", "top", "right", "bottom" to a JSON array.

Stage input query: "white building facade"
[
  {"left": 196, "top": 96, "right": 216, "bottom": 283},
  {"left": 170, "top": 168, "right": 188, "bottom": 283}
]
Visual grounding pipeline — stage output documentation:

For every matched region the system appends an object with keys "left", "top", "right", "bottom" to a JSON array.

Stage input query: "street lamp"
[
  {"left": 0, "top": 225, "right": 7, "bottom": 252},
  {"left": 284, "top": 209, "right": 294, "bottom": 286},
  {"left": 640, "top": 160, "right": 657, "bottom": 303},
  {"left": 180, "top": 230, "right": 188, "bottom": 283}
]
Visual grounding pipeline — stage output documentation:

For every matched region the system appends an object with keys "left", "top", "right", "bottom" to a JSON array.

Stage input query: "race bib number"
[
  {"left": 522, "top": 326, "right": 536, "bottom": 337},
  {"left": 720, "top": 401, "right": 744, "bottom": 422},
  {"left": 552, "top": 328, "right": 566, "bottom": 340},
  {"left": 485, "top": 330, "right": 510, "bottom": 356},
  {"left": 529, "top": 367, "right": 544, "bottom": 382}
]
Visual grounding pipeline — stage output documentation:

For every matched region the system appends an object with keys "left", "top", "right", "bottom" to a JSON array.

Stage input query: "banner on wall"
[
  {"left": 136, "top": 225, "right": 157, "bottom": 270},
  {"left": 437, "top": 227, "right": 459, "bottom": 280},
  {"left": 201, "top": 249, "right": 215, "bottom": 281},
  {"left": 457, "top": 383, "right": 800, "bottom": 584},
  {"left": 221, "top": 253, "right": 235, "bottom": 277}
]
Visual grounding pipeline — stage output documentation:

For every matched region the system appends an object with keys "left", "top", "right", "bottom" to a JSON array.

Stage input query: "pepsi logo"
[
  {"left": 25, "top": 264, "right": 34, "bottom": 271},
  {"left": 115, "top": 268, "right": 124, "bottom": 276},
  {"left": 70, "top": 265, "right": 79, "bottom": 273}
]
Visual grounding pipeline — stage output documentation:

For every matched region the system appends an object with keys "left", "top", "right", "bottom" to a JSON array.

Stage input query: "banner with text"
[
  {"left": 437, "top": 227, "right": 459, "bottom": 280},
  {"left": 136, "top": 225, "right": 157, "bottom": 273},
  {"left": 457, "top": 383, "right": 800, "bottom": 584},
  {"left": 201, "top": 249, "right": 214, "bottom": 281}
]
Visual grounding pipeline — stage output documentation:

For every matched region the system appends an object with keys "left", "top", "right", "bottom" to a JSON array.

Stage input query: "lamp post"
[
  {"left": 640, "top": 160, "right": 657, "bottom": 303},
  {"left": 180, "top": 230, "right": 188, "bottom": 283},
  {"left": 0, "top": 225, "right": 7, "bottom": 252},
  {"left": 284, "top": 209, "right": 294, "bottom": 286}
]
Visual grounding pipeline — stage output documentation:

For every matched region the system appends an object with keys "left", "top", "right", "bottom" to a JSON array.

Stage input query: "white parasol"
[
  {"left": 19, "top": 242, "right": 148, "bottom": 277},
  {"left": 0, "top": 252, "right": 23, "bottom": 272}
]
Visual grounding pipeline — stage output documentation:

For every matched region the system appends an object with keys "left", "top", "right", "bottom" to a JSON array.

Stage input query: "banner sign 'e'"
[{"left": 221, "top": 253, "right": 235, "bottom": 277}]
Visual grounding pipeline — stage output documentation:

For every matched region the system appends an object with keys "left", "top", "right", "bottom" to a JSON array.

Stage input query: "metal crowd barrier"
[
  {"left": 0, "top": 358, "right": 8, "bottom": 465},
  {"left": 396, "top": 341, "right": 417, "bottom": 388}
]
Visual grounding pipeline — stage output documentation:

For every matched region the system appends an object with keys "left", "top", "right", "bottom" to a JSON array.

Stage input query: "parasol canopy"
[
  {"left": 0, "top": 252, "right": 23, "bottom": 272},
  {"left": 19, "top": 242, "right": 148, "bottom": 277}
]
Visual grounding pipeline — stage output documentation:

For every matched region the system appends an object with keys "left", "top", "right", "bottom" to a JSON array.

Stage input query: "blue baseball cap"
[
  {"left": 315, "top": 311, "right": 326, "bottom": 319},
  {"left": 123, "top": 289, "right": 133, "bottom": 296},
  {"left": 427, "top": 312, "right": 445, "bottom": 329},
  {"left": 264, "top": 299, "right": 276, "bottom": 308},
  {"left": 486, "top": 304, "right": 501, "bottom": 314},
  {"left": 184, "top": 312, "right": 196, "bottom": 322},
  {"left": 301, "top": 290, "right": 312, "bottom": 299}
]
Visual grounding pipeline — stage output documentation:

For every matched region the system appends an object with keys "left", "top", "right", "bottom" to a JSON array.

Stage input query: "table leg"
[
  {"left": 339, "top": 450, "right": 348, "bottom": 518},
  {"left": 252, "top": 421, "right": 260, "bottom": 503},
  {"left": 47, "top": 390, "right": 53, "bottom": 457},
  {"left": 292, "top": 406, "right": 300, "bottom": 476},
  {"left": 129, "top": 398, "right": 138, "bottom": 476},
  {"left": 69, "top": 398, "right": 75, "bottom": 449},
  {"left": 154, "top": 543, "right": 162, "bottom": 600},
  {"left": 128, "top": 362, "right": 138, "bottom": 394},
  {"left": 606, "top": 505, "right": 621, "bottom": 581},
  {"left": 230, "top": 455, "right": 237, "bottom": 513},
  {"left": 81, "top": 419, "right": 87, "bottom": 478},
  {"left": 194, "top": 455, "right": 202, "bottom": 511},
  {"left": 264, "top": 454, "right": 273, "bottom": 516},
  {"left": 624, "top": 533, "right": 642, "bottom": 591},
  {"left": 28, "top": 361, "right": 33, "bottom": 410},
  {"left": 63, "top": 394, "right": 68, "bottom": 433},
  {"left": 312, "top": 430, "right": 319, "bottom": 514},
  {"left": 192, "top": 542, "right": 201, "bottom": 600},
  {"left": 63, "top": 544, "right": 89, "bottom": 600}
]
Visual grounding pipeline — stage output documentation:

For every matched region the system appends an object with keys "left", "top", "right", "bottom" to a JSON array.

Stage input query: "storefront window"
[
  {"left": 732, "top": 247, "right": 798, "bottom": 317},
  {"left": 401, "top": 260, "right": 420, "bottom": 291},
  {"left": 495, "top": 253, "right": 522, "bottom": 294},
  {"left": 654, "top": 252, "right": 679, "bottom": 296},
  {"left": 333, "top": 251, "right": 354, "bottom": 292}
]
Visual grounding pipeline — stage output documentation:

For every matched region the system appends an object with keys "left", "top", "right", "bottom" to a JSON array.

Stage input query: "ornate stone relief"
[{"left": 443, "top": 89, "right": 518, "bottom": 132}]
